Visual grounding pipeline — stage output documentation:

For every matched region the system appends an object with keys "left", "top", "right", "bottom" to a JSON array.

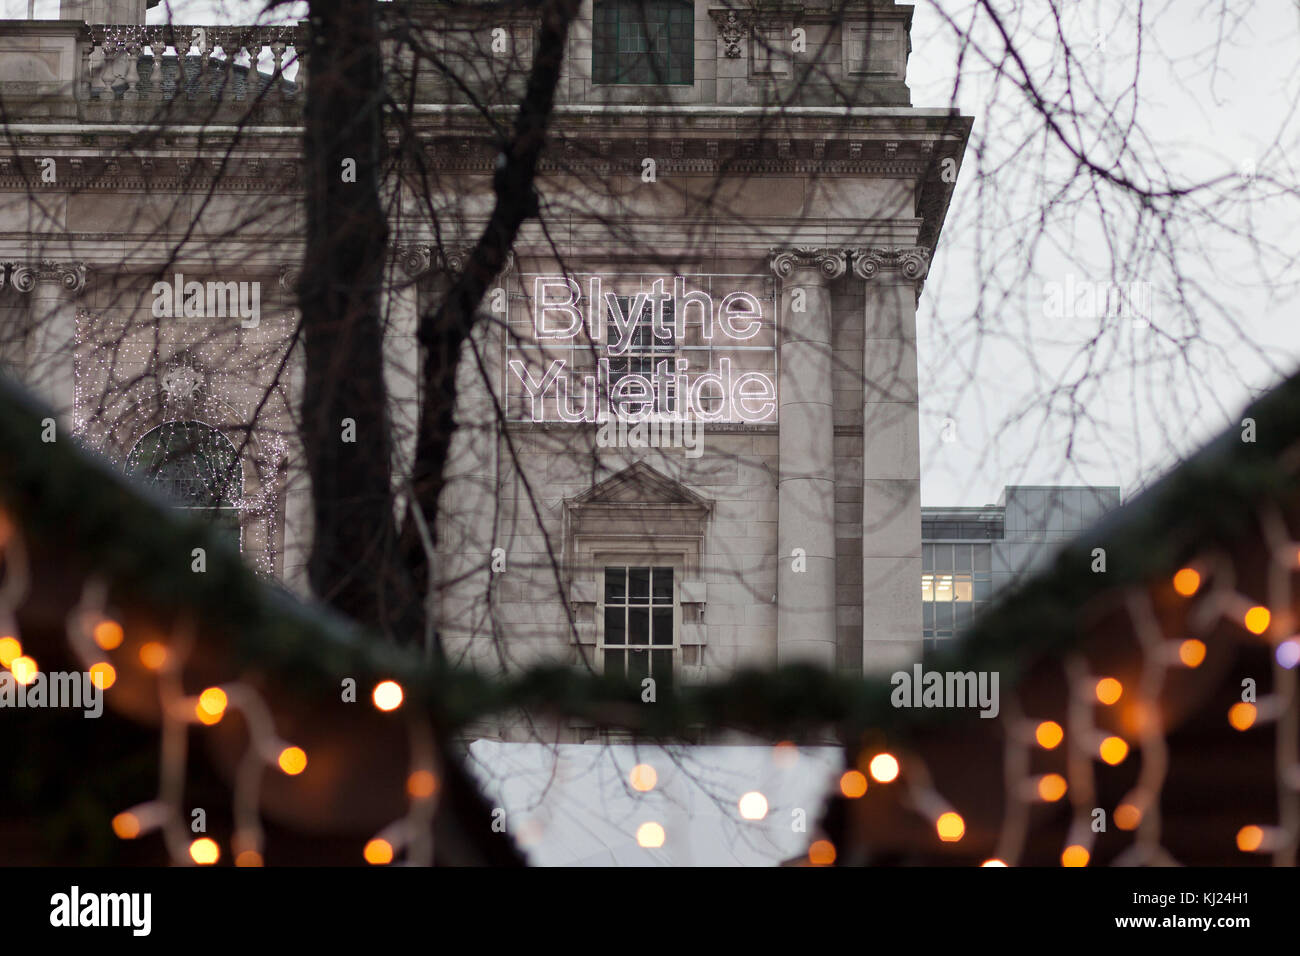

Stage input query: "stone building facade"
[{"left": 0, "top": 1, "right": 971, "bottom": 709}]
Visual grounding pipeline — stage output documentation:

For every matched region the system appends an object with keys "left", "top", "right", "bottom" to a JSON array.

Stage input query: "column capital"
[
  {"left": 10, "top": 260, "right": 86, "bottom": 294},
  {"left": 769, "top": 247, "right": 849, "bottom": 281},
  {"left": 278, "top": 262, "right": 301, "bottom": 294},
  {"left": 395, "top": 242, "right": 434, "bottom": 279},
  {"left": 851, "top": 246, "right": 931, "bottom": 282},
  {"left": 437, "top": 245, "right": 515, "bottom": 280}
]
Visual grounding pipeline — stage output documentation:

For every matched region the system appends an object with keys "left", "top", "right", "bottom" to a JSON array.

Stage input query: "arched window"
[{"left": 125, "top": 421, "right": 243, "bottom": 551}]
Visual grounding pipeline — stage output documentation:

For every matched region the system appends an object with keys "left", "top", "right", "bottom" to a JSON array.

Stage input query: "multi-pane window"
[
  {"left": 922, "top": 543, "right": 992, "bottom": 649},
  {"left": 606, "top": 296, "right": 676, "bottom": 415},
  {"left": 601, "top": 566, "right": 676, "bottom": 689},
  {"left": 592, "top": 0, "right": 695, "bottom": 85}
]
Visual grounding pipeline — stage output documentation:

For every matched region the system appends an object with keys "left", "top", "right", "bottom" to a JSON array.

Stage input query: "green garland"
[{"left": 1, "top": 367, "right": 1297, "bottom": 742}]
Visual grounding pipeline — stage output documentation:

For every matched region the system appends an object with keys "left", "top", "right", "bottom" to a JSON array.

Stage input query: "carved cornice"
[
  {"left": 851, "top": 247, "right": 930, "bottom": 282},
  {"left": 10, "top": 260, "right": 87, "bottom": 294},
  {"left": 770, "top": 247, "right": 848, "bottom": 281}
]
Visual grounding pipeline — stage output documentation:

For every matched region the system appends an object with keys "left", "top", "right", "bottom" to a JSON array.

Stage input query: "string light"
[
  {"left": 839, "top": 770, "right": 868, "bottom": 798},
  {"left": 1095, "top": 678, "right": 1123, "bottom": 705},
  {"left": 867, "top": 753, "right": 899, "bottom": 783},
  {"left": 808, "top": 840, "right": 836, "bottom": 865},
  {"left": 372, "top": 680, "right": 404, "bottom": 712},
  {"left": 1035, "top": 721, "right": 1064, "bottom": 749},
  {"left": 1178, "top": 639, "right": 1206, "bottom": 667},
  {"left": 936, "top": 811, "right": 965, "bottom": 842},
  {"left": 277, "top": 746, "right": 307, "bottom": 775},
  {"left": 1172, "top": 568, "right": 1201, "bottom": 596},
  {"left": 189, "top": 838, "right": 220, "bottom": 865},
  {"left": 629, "top": 763, "right": 657, "bottom": 792},
  {"left": 92, "top": 618, "right": 124, "bottom": 650},
  {"left": 738, "top": 791, "right": 768, "bottom": 820},
  {"left": 636, "top": 822, "right": 665, "bottom": 848}
]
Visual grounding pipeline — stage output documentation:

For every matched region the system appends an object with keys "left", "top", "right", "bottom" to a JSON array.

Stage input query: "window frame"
[
  {"left": 592, "top": 0, "right": 696, "bottom": 86},
  {"left": 596, "top": 555, "right": 683, "bottom": 686}
]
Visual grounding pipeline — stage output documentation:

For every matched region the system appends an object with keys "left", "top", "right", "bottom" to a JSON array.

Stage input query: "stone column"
[
  {"left": 770, "top": 247, "right": 846, "bottom": 667},
  {"left": 853, "top": 247, "right": 929, "bottom": 673},
  {"left": 11, "top": 260, "right": 86, "bottom": 429}
]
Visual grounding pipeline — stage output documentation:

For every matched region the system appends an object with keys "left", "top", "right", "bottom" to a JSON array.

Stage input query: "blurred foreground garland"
[{"left": 2, "top": 369, "right": 1299, "bottom": 865}]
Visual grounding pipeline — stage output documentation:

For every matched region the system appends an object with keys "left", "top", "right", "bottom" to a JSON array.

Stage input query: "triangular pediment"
[{"left": 569, "top": 461, "right": 711, "bottom": 511}]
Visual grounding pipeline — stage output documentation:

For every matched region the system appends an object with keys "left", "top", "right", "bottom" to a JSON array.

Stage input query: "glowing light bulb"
[
  {"left": 198, "top": 687, "right": 227, "bottom": 716},
  {"left": 10, "top": 655, "right": 37, "bottom": 685},
  {"left": 936, "top": 812, "right": 965, "bottom": 842},
  {"left": 629, "top": 763, "right": 657, "bottom": 792},
  {"left": 1114, "top": 803, "right": 1142, "bottom": 830},
  {"left": 189, "top": 838, "right": 220, "bottom": 865},
  {"left": 1228, "top": 702, "right": 1256, "bottom": 731},
  {"left": 839, "top": 770, "right": 868, "bottom": 798},
  {"left": 808, "top": 840, "right": 836, "bottom": 865},
  {"left": 1095, "top": 678, "right": 1122, "bottom": 705},
  {"left": 0, "top": 636, "right": 21, "bottom": 667},
  {"left": 1037, "top": 774, "right": 1068, "bottom": 802},
  {"left": 738, "top": 791, "right": 768, "bottom": 820},
  {"left": 1244, "top": 606, "right": 1271, "bottom": 635},
  {"left": 868, "top": 753, "right": 899, "bottom": 783},
  {"left": 278, "top": 746, "right": 308, "bottom": 775},
  {"left": 364, "top": 838, "right": 394, "bottom": 864},
  {"left": 112, "top": 812, "right": 140, "bottom": 839},
  {"left": 139, "top": 642, "right": 167, "bottom": 670},
  {"left": 1179, "top": 639, "right": 1206, "bottom": 668},
  {"left": 92, "top": 619, "right": 124, "bottom": 650},
  {"left": 1035, "top": 721, "right": 1064, "bottom": 749},
  {"left": 1236, "top": 825, "right": 1264, "bottom": 852},
  {"left": 1172, "top": 568, "right": 1200, "bottom": 596},
  {"left": 1061, "top": 845, "right": 1090, "bottom": 867},
  {"left": 636, "top": 822, "right": 665, "bottom": 848},
  {"left": 407, "top": 771, "right": 438, "bottom": 799},
  {"left": 1099, "top": 736, "right": 1129, "bottom": 765},
  {"left": 89, "top": 662, "right": 116, "bottom": 690},
  {"left": 981, "top": 858, "right": 1008, "bottom": 867},
  {"left": 372, "top": 680, "right": 403, "bottom": 711}
]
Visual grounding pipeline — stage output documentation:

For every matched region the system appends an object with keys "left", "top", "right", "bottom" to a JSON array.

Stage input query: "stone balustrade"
[{"left": 82, "top": 24, "right": 305, "bottom": 103}]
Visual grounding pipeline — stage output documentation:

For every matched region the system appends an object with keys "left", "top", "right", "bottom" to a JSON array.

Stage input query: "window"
[
  {"left": 593, "top": 0, "right": 695, "bottom": 85},
  {"left": 922, "top": 544, "right": 993, "bottom": 650},
  {"left": 600, "top": 565, "right": 676, "bottom": 689},
  {"left": 125, "top": 421, "right": 242, "bottom": 551},
  {"left": 606, "top": 296, "right": 676, "bottom": 415}
]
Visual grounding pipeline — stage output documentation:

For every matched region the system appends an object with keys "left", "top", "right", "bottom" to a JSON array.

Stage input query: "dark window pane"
[
  {"left": 604, "top": 649, "right": 624, "bottom": 677},
  {"left": 923, "top": 602, "right": 934, "bottom": 626},
  {"left": 652, "top": 567, "right": 673, "bottom": 601},
  {"left": 628, "top": 607, "right": 649, "bottom": 646},
  {"left": 628, "top": 567, "right": 650, "bottom": 602},
  {"left": 652, "top": 650, "right": 674, "bottom": 691},
  {"left": 605, "top": 567, "right": 625, "bottom": 603},
  {"left": 936, "top": 603, "right": 953, "bottom": 627},
  {"left": 922, "top": 543, "right": 933, "bottom": 571},
  {"left": 954, "top": 546, "right": 972, "bottom": 571},
  {"left": 955, "top": 603, "right": 972, "bottom": 628},
  {"left": 932, "top": 545, "right": 952, "bottom": 570},
  {"left": 973, "top": 546, "right": 992, "bottom": 571},
  {"left": 974, "top": 579, "right": 992, "bottom": 600},
  {"left": 604, "top": 607, "right": 625, "bottom": 645},
  {"left": 652, "top": 607, "right": 673, "bottom": 645},
  {"left": 628, "top": 648, "right": 649, "bottom": 683}
]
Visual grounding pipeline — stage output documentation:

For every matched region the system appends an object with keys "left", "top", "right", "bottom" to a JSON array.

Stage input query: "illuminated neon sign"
[{"left": 508, "top": 275, "right": 777, "bottom": 424}]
